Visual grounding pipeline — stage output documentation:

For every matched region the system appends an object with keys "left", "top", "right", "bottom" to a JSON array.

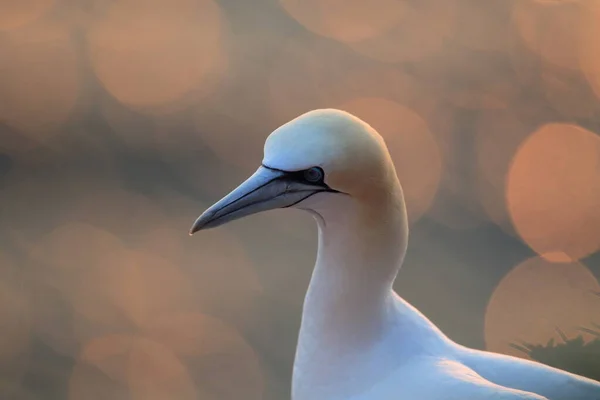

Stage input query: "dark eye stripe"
[{"left": 261, "top": 164, "right": 338, "bottom": 192}]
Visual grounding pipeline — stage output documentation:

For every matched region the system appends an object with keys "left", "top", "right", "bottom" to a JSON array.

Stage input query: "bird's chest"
[
  {"left": 291, "top": 358, "right": 426, "bottom": 400},
  {"left": 291, "top": 329, "right": 412, "bottom": 400}
]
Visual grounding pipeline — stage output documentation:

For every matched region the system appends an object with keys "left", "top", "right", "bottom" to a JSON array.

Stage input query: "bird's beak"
[{"left": 189, "top": 166, "right": 327, "bottom": 234}]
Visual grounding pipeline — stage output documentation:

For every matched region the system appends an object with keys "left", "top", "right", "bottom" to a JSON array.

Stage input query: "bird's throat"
[{"left": 292, "top": 193, "right": 409, "bottom": 397}]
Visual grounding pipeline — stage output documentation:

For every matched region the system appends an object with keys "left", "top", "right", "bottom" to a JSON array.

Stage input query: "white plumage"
[{"left": 191, "top": 109, "right": 600, "bottom": 399}]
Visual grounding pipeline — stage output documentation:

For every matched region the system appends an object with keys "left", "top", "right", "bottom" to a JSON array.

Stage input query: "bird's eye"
[{"left": 303, "top": 167, "right": 324, "bottom": 183}]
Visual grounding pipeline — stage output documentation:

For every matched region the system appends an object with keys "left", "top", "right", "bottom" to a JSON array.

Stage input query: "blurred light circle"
[
  {"left": 79, "top": 334, "right": 135, "bottom": 385},
  {"left": 506, "top": 123, "right": 600, "bottom": 262},
  {"left": 144, "top": 312, "right": 265, "bottom": 400},
  {"left": 0, "top": 20, "right": 80, "bottom": 139},
  {"left": 485, "top": 256, "right": 600, "bottom": 359},
  {"left": 512, "top": 0, "right": 583, "bottom": 71},
  {"left": 128, "top": 337, "right": 198, "bottom": 400},
  {"left": 338, "top": 97, "right": 442, "bottom": 224},
  {"left": 134, "top": 200, "right": 263, "bottom": 317},
  {"left": 278, "top": 0, "right": 408, "bottom": 43},
  {"left": 268, "top": 36, "right": 422, "bottom": 126},
  {"left": 71, "top": 335, "right": 198, "bottom": 400},
  {"left": 28, "top": 222, "right": 135, "bottom": 343},
  {"left": 87, "top": 0, "right": 225, "bottom": 111},
  {"left": 143, "top": 312, "right": 265, "bottom": 400},
  {"left": 346, "top": 0, "right": 456, "bottom": 63},
  {"left": 0, "top": 0, "right": 55, "bottom": 31},
  {"left": 143, "top": 312, "right": 247, "bottom": 357},
  {"left": 29, "top": 222, "right": 127, "bottom": 276},
  {"left": 72, "top": 250, "right": 195, "bottom": 331}
]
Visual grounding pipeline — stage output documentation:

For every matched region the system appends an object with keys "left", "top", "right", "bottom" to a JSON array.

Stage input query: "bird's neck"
[
  {"left": 293, "top": 188, "right": 410, "bottom": 395},
  {"left": 305, "top": 193, "right": 408, "bottom": 338}
]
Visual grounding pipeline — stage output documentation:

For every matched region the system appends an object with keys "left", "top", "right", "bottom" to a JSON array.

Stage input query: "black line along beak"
[{"left": 189, "top": 165, "right": 337, "bottom": 234}]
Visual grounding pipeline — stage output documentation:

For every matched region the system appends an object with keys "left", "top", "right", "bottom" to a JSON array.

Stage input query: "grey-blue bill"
[{"left": 189, "top": 165, "right": 330, "bottom": 234}]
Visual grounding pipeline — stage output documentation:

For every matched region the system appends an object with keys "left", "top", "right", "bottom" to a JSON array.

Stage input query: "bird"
[{"left": 190, "top": 109, "right": 600, "bottom": 400}]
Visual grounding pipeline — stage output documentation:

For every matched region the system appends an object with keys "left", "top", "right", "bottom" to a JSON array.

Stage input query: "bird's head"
[{"left": 190, "top": 109, "right": 399, "bottom": 234}]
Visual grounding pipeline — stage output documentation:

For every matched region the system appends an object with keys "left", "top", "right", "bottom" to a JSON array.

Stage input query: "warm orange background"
[{"left": 0, "top": 1, "right": 599, "bottom": 399}]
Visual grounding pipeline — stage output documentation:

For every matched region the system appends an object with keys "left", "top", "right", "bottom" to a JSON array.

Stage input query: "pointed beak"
[{"left": 189, "top": 166, "right": 328, "bottom": 234}]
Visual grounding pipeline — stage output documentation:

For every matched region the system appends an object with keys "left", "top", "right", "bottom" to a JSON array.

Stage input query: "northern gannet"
[{"left": 190, "top": 109, "right": 600, "bottom": 400}]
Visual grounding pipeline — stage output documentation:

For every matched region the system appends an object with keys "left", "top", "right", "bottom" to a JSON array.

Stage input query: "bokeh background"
[{"left": 1, "top": 0, "right": 600, "bottom": 398}]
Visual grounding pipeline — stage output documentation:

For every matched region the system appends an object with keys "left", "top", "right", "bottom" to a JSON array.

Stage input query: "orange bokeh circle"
[
  {"left": 0, "top": 20, "right": 80, "bottom": 139},
  {"left": 268, "top": 36, "right": 423, "bottom": 127},
  {"left": 485, "top": 256, "right": 600, "bottom": 359},
  {"left": 506, "top": 123, "right": 600, "bottom": 262},
  {"left": 70, "top": 335, "right": 198, "bottom": 400},
  {"left": 346, "top": 0, "right": 456, "bottom": 64},
  {"left": 87, "top": 0, "right": 225, "bottom": 111},
  {"left": 512, "top": 0, "right": 583, "bottom": 71},
  {"left": 0, "top": 0, "right": 55, "bottom": 31}
]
